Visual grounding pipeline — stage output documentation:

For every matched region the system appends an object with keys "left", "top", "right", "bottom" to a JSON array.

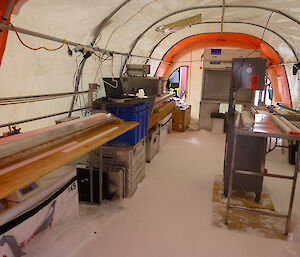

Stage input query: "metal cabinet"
[
  {"left": 146, "top": 125, "right": 159, "bottom": 162},
  {"left": 224, "top": 134, "right": 266, "bottom": 202}
]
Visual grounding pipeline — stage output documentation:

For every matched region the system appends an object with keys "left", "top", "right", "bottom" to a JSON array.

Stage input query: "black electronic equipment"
[
  {"left": 232, "top": 58, "right": 267, "bottom": 91},
  {"left": 103, "top": 78, "right": 123, "bottom": 98}
]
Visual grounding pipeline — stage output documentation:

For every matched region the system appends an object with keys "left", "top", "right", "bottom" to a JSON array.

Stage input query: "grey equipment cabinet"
[
  {"left": 223, "top": 134, "right": 266, "bottom": 202},
  {"left": 91, "top": 139, "right": 146, "bottom": 197},
  {"left": 146, "top": 125, "right": 159, "bottom": 162}
]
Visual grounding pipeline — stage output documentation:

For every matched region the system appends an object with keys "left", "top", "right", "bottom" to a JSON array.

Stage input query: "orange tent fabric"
[
  {"left": 156, "top": 33, "right": 291, "bottom": 107},
  {"left": 0, "top": 0, "right": 19, "bottom": 66}
]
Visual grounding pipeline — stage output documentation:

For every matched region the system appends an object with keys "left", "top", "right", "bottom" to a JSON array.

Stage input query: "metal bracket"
[{"left": 0, "top": 235, "right": 25, "bottom": 257}]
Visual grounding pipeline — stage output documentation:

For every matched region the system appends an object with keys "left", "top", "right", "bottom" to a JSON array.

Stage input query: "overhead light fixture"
[{"left": 156, "top": 14, "right": 202, "bottom": 34}]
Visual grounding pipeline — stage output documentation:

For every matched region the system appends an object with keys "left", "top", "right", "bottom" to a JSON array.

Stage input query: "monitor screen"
[{"left": 103, "top": 78, "right": 123, "bottom": 98}]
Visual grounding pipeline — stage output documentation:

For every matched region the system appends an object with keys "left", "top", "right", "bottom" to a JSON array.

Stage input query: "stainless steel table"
[{"left": 225, "top": 113, "right": 300, "bottom": 235}]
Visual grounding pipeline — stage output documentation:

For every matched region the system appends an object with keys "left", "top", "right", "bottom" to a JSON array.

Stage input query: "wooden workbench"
[
  {"left": 148, "top": 101, "right": 175, "bottom": 129},
  {"left": 0, "top": 120, "right": 138, "bottom": 199}
]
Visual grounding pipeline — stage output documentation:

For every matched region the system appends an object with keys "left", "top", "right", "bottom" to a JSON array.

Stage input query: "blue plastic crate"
[
  {"left": 105, "top": 103, "right": 149, "bottom": 145},
  {"left": 139, "top": 103, "right": 149, "bottom": 139}
]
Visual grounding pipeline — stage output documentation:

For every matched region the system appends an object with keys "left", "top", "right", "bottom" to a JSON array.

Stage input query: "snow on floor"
[{"left": 28, "top": 129, "right": 300, "bottom": 257}]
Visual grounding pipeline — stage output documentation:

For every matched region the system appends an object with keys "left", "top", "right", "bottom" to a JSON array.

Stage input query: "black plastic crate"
[{"left": 77, "top": 167, "right": 101, "bottom": 203}]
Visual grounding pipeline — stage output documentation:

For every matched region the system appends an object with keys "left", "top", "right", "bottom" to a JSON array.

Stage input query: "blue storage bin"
[
  {"left": 140, "top": 103, "right": 149, "bottom": 139},
  {"left": 104, "top": 103, "right": 149, "bottom": 145}
]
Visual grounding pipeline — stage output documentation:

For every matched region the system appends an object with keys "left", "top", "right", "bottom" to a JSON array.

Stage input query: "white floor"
[{"left": 28, "top": 129, "right": 300, "bottom": 257}]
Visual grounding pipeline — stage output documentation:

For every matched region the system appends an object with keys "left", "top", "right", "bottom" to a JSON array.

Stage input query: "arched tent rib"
[
  {"left": 148, "top": 22, "right": 299, "bottom": 62},
  {"left": 155, "top": 33, "right": 292, "bottom": 106},
  {"left": 121, "top": 5, "right": 300, "bottom": 73},
  {"left": 2, "top": 2, "right": 300, "bottom": 69},
  {"left": 90, "top": 0, "right": 132, "bottom": 45}
]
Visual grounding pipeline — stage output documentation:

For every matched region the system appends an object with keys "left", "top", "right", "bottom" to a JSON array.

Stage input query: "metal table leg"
[
  {"left": 285, "top": 141, "right": 300, "bottom": 235},
  {"left": 98, "top": 147, "right": 103, "bottom": 203},
  {"left": 225, "top": 129, "right": 238, "bottom": 225},
  {"left": 89, "top": 151, "right": 94, "bottom": 203}
]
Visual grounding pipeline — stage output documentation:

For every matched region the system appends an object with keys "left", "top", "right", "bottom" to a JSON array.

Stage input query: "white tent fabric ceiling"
[{"left": 1, "top": 0, "right": 300, "bottom": 132}]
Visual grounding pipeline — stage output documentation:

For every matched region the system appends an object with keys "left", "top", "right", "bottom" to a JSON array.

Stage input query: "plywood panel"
[
  {"left": 0, "top": 121, "right": 138, "bottom": 199},
  {"left": 148, "top": 101, "right": 175, "bottom": 129}
]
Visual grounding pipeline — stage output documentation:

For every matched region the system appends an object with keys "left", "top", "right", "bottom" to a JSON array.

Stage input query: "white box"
[{"left": 0, "top": 166, "right": 78, "bottom": 257}]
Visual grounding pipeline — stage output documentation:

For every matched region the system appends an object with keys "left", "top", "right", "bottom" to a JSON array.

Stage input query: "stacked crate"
[
  {"left": 92, "top": 139, "right": 146, "bottom": 197},
  {"left": 146, "top": 125, "right": 159, "bottom": 162},
  {"left": 93, "top": 98, "right": 149, "bottom": 145}
]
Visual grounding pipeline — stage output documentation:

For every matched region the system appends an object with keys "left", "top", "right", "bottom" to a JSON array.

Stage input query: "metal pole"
[
  {"left": 225, "top": 80, "right": 237, "bottom": 225},
  {"left": 0, "top": 23, "right": 168, "bottom": 64},
  {"left": 0, "top": 23, "right": 77, "bottom": 47},
  {"left": 229, "top": 206, "right": 288, "bottom": 218},
  {"left": 68, "top": 58, "right": 88, "bottom": 117},
  {"left": 269, "top": 62, "right": 296, "bottom": 68},
  {"left": 225, "top": 128, "right": 238, "bottom": 225},
  {"left": 220, "top": 0, "right": 225, "bottom": 39},
  {"left": 233, "top": 169, "right": 294, "bottom": 179},
  {"left": 285, "top": 141, "right": 300, "bottom": 235},
  {"left": 68, "top": 0, "right": 131, "bottom": 120},
  {"left": 88, "top": 83, "right": 97, "bottom": 112},
  {"left": 0, "top": 107, "right": 88, "bottom": 128},
  {"left": 0, "top": 90, "right": 89, "bottom": 105},
  {"left": 98, "top": 147, "right": 103, "bottom": 203},
  {"left": 89, "top": 151, "right": 94, "bottom": 203},
  {"left": 91, "top": 0, "right": 132, "bottom": 45},
  {"left": 148, "top": 22, "right": 298, "bottom": 64},
  {"left": 224, "top": 85, "right": 237, "bottom": 196}
]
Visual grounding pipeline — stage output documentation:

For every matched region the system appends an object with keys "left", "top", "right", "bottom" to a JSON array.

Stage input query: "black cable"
[
  {"left": 233, "top": 11, "right": 274, "bottom": 89},
  {"left": 266, "top": 138, "right": 278, "bottom": 154},
  {"left": 73, "top": 58, "right": 85, "bottom": 111},
  {"left": 244, "top": 11, "right": 274, "bottom": 60}
]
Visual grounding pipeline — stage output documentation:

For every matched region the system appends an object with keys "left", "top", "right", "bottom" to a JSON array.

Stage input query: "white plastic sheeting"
[
  {"left": 23, "top": 201, "right": 124, "bottom": 257},
  {"left": 15, "top": 129, "right": 300, "bottom": 257},
  {"left": 1, "top": 0, "right": 300, "bottom": 132}
]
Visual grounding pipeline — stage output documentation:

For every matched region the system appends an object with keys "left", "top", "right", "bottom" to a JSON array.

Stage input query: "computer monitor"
[{"left": 103, "top": 78, "right": 123, "bottom": 98}]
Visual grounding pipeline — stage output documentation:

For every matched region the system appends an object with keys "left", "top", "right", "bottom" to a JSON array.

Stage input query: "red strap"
[
  {"left": 249, "top": 75, "right": 259, "bottom": 90},
  {"left": 289, "top": 131, "right": 300, "bottom": 135}
]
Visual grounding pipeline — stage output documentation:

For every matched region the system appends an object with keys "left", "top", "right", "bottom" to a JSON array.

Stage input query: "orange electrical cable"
[{"left": 9, "top": 21, "right": 66, "bottom": 51}]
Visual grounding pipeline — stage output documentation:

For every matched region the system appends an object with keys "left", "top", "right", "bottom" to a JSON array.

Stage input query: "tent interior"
[{"left": 0, "top": 0, "right": 300, "bottom": 256}]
